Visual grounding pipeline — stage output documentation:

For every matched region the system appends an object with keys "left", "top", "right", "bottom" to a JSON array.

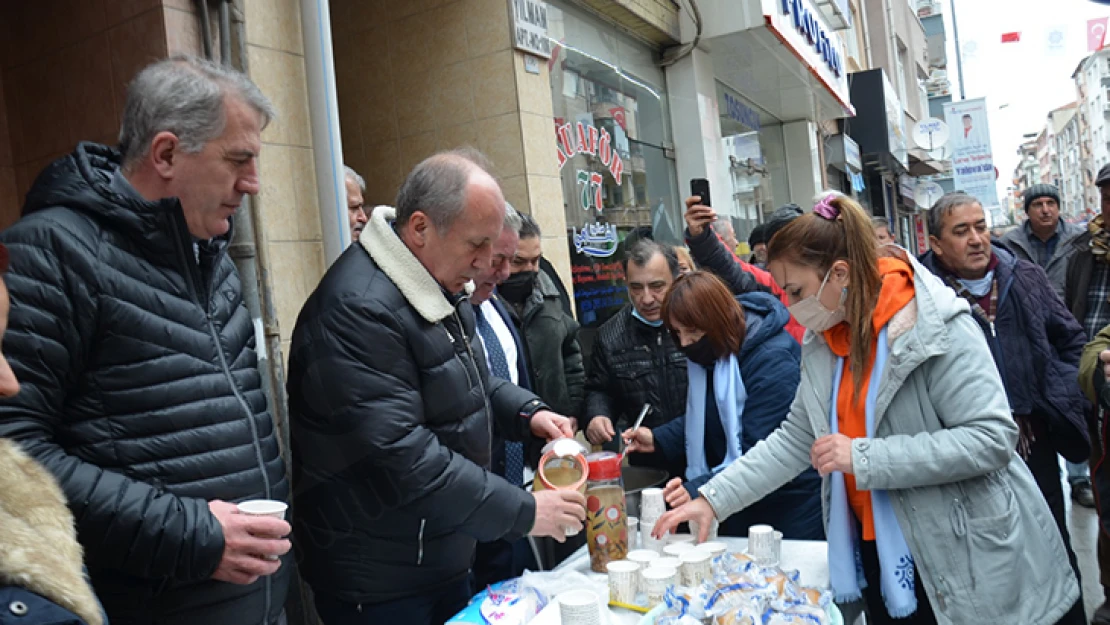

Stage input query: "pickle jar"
[{"left": 584, "top": 451, "right": 628, "bottom": 572}]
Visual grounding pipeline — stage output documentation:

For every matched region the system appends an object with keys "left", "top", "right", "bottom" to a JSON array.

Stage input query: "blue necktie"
[{"left": 475, "top": 308, "right": 525, "bottom": 486}]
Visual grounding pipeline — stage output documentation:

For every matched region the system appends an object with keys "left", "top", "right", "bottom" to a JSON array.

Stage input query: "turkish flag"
[
  {"left": 609, "top": 107, "right": 627, "bottom": 132},
  {"left": 1001, "top": 32, "right": 1021, "bottom": 43},
  {"left": 1090, "top": 18, "right": 1109, "bottom": 52}
]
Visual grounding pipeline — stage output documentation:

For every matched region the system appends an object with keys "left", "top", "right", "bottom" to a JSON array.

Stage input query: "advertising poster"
[{"left": 943, "top": 98, "right": 1000, "bottom": 209}]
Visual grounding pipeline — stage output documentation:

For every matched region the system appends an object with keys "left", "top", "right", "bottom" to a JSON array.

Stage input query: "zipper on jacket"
[
  {"left": 169, "top": 210, "right": 273, "bottom": 621},
  {"left": 417, "top": 518, "right": 427, "bottom": 565},
  {"left": 206, "top": 316, "right": 272, "bottom": 499}
]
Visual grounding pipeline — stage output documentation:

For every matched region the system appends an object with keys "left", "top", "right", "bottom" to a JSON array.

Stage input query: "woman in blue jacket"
[{"left": 624, "top": 271, "right": 823, "bottom": 539}]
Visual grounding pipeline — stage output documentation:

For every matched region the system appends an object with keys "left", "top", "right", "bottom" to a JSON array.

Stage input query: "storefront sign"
[
  {"left": 555, "top": 121, "right": 626, "bottom": 184},
  {"left": 510, "top": 0, "right": 551, "bottom": 58},
  {"left": 779, "top": 0, "right": 843, "bottom": 77},
  {"left": 722, "top": 92, "right": 761, "bottom": 132},
  {"left": 883, "top": 73, "right": 908, "bottom": 169},
  {"left": 915, "top": 215, "right": 928, "bottom": 254},
  {"left": 844, "top": 135, "right": 860, "bottom": 171},
  {"left": 761, "top": 0, "right": 851, "bottom": 114},
  {"left": 898, "top": 174, "right": 915, "bottom": 200},
  {"left": 943, "top": 98, "right": 1000, "bottom": 209},
  {"left": 573, "top": 222, "right": 619, "bottom": 258}
]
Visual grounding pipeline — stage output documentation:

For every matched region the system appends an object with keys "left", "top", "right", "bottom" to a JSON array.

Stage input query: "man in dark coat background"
[
  {"left": 286, "top": 149, "right": 585, "bottom": 625},
  {"left": 0, "top": 56, "right": 292, "bottom": 625}
]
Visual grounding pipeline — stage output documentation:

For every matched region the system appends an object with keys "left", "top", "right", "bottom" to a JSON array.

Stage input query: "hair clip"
[{"left": 812, "top": 196, "right": 840, "bottom": 220}]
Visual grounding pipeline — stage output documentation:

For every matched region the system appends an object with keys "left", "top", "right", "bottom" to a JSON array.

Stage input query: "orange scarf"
[{"left": 822, "top": 257, "right": 915, "bottom": 540}]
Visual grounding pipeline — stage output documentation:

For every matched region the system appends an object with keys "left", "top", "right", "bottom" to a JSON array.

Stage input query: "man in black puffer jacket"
[
  {"left": 286, "top": 149, "right": 586, "bottom": 625},
  {"left": 583, "top": 240, "right": 687, "bottom": 450},
  {"left": 0, "top": 57, "right": 291, "bottom": 625}
]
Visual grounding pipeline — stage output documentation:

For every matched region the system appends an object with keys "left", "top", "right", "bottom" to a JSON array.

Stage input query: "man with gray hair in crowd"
[
  {"left": 345, "top": 165, "right": 369, "bottom": 242},
  {"left": 0, "top": 56, "right": 291, "bottom": 625},
  {"left": 286, "top": 148, "right": 585, "bottom": 625},
  {"left": 872, "top": 216, "right": 896, "bottom": 247}
]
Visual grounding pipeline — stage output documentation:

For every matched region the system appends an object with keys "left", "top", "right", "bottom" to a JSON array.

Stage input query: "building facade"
[
  {"left": 1074, "top": 48, "right": 1110, "bottom": 213},
  {"left": 1058, "top": 109, "right": 1084, "bottom": 219}
]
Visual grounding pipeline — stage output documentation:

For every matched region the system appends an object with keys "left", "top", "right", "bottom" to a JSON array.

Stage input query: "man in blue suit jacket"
[{"left": 470, "top": 205, "right": 536, "bottom": 588}]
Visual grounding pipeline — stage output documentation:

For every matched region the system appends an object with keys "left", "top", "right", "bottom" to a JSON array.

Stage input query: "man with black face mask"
[{"left": 503, "top": 214, "right": 585, "bottom": 431}]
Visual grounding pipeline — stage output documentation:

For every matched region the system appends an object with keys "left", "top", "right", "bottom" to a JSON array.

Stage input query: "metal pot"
[{"left": 622, "top": 465, "right": 669, "bottom": 519}]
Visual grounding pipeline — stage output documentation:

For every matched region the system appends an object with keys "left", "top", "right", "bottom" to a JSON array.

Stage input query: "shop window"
[{"left": 548, "top": 1, "right": 681, "bottom": 328}]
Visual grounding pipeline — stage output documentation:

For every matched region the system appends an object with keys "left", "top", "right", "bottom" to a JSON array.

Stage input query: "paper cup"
[
  {"left": 641, "top": 519, "right": 665, "bottom": 553},
  {"left": 650, "top": 556, "right": 681, "bottom": 571},
  {"left": 689, "top": 518, "right": 719, "bottom": 541},
  {"left": 694, "top": 541, "right": 729, "bottom": 557},
  {"left": 640, "top": 488, "right": 666, "bottom": 520},
  {"left": 747, "top": 524, "right": 775, "bottom": 565},
  {"left": 626, "top": 549, "right": 660, "bottom": 567},
  {"left": 667, "top": 533, "right": 696, "bottom": 545},
  {"left": 558, "top": 589, "right": 601, "bottom": 625},
  {"left": 237, "top": 499, "right": 288, "bottom": 519},
  {"left": 663, "top": 542, "right": 695, "bottom": 558},
  {"left": 772, "top": 530, "right": 784, "bottom": 566},
  {"left": 679, "top": 549, "right": 712, "bottom": 587},
  {"left": 642, "top": 566, "right": 677, "bottom": 605},
  {"left": 606, "top": 560, "right": 640, "bottom": 605},
  {"left": 237, "top": 499, "right": 288, "bottom": 561}
]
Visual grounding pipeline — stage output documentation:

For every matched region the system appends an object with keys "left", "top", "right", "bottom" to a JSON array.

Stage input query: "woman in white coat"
[{"left": 653, "top": 193, "right": 1081, "bottom": 624}]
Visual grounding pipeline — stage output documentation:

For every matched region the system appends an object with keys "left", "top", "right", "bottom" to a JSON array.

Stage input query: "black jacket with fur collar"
[{"left": 287, "top": 206, "right": 540, "bottom": 604}]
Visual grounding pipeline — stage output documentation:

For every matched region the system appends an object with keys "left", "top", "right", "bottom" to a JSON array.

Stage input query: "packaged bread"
[
  {"left": 764, "top": 604, "right": 829, "bottom": 625},
  {"left": 712, "top": 605, "right": 759, "bottom": 625}
]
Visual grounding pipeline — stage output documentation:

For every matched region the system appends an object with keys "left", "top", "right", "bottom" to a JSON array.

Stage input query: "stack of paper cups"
[
  {"left": 640, "top": 488, "right": 666, "bottom": 521},
  {"left": 641, "top": 517, "right": 665, "bottom": 553},
  {"left": 747, "top": 524, "right": 776, "bottom": 566}
]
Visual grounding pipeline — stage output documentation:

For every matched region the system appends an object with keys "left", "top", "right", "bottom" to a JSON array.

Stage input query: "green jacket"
[
  {"left": 1080, "top": 323, "right": 1110, "bottom": 404},
  {"left": 508, "top": 271, "right": 585, "bottom": 419},
  {"left": 700, "top": 252, "right": 1078, "bottom": 625}
]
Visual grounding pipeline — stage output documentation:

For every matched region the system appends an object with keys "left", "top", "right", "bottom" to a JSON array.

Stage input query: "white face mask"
[{"left": 788, "top": 269, "right": 846, "bottom": 332}]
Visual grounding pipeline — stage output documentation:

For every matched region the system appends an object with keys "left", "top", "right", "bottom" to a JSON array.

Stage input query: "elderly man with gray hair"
[
  {"left": 286, "top": 148, "right": 585, "bottom": 625},
  {"left": 345, "top": 165, "right": 368, "bottom": 241},
  {"left": 0, "top": 56, "right": 291, "bottom": 625}
]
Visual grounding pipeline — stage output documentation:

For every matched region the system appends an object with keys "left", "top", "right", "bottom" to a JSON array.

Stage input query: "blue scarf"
[
  {"left": 827, "top": 326, "right": 917, "bottom": 618},
  {"left": 684, "top": 355, "right": 746, "bottom": 480},
  {"left": 632, "top": 307, "right": 664, "bottom": 327}
]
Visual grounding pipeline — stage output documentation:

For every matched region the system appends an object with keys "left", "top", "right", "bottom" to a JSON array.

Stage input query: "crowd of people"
[{"left": 5, "top": 54, "right": 1110, "bottom": 625}]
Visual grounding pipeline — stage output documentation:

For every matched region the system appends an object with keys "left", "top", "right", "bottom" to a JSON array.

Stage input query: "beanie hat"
[
  {"left": 764, "top": 203, "right": 805, "bottom": 244},
  {"left": 748, "top": 224, "right": 767, "bottom": 246},
  {"left": 1023, "top": 184, "right": 1061, "bottom": 212},
  {"left": 1097, "top": 163, "right": 1110, "bottom": 188}
]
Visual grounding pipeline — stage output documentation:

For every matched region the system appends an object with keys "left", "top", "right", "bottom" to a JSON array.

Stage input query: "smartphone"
[{"left": 690, "top": 178, "right": 711, "bottom": 207}]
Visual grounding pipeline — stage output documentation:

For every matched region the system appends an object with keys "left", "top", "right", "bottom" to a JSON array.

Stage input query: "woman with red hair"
[{"left": 624, "top": 271, "right": 822, "bottom": 539}]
